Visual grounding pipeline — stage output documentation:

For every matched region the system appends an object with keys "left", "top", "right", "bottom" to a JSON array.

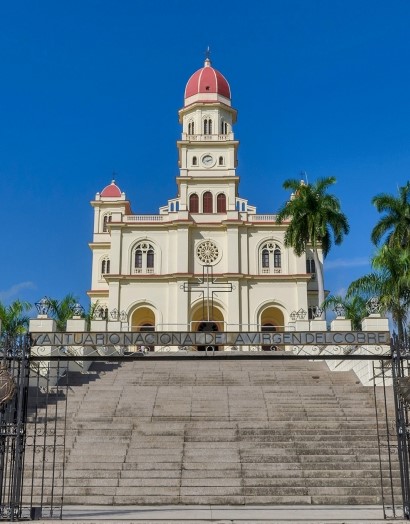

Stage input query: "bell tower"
[{"left": 177, "top": 58, "right": 240, "bottom": 213}]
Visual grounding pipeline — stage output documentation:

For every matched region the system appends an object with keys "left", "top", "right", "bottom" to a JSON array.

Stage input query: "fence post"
[{"left": 66, "top": 316, "right": 91, "bottom": 373}]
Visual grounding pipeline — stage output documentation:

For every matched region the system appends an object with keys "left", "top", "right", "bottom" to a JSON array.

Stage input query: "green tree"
[
  {"left": 276, "top": 176, "right": 349, "bottom": 317},
  {"left": 347, "top": 245, "right": 410, "bottom": 339},
  {"left": 0, "top": 300, "right": 32, "bottom": 337},
  {"left": 47, "top": 294, "right": 78, "bottom": 332},
  {"left": 84, "top": 301, "right": 99, "bottom": 330},
  {"left": 321, "top": 294, "right": 368, "bottom": 331},
  {"left": 371, "top": 182, "right": 410, "bottom": 248}
]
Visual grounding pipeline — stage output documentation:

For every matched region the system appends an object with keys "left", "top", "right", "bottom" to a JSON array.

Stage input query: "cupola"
[
  {"left": 100, "top": 180, "right": 122, "bottom": 198},
  {"left": 184, "top": 58, "right": 231, "bottom": 107}
]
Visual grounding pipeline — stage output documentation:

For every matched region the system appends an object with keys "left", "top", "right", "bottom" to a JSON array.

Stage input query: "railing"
[
  {"left": 124, "top": 215, "right": 164, "bottom": 222},
  {"left": 261, "top": 268, "right": 282, "bottom": 274},
  {"left": 134, "top": 268, "right": 155, "bottom": 274},
  {"left": 183, "top": 133, "right": 233, "bottom": 141},
  {"left": 249, "top": 214, "right": 278, "bottom": 222}
]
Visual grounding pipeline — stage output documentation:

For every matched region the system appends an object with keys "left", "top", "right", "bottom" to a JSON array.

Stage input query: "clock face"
[{"left": 202, "top": 154, "right": 214, "bottom": 167}]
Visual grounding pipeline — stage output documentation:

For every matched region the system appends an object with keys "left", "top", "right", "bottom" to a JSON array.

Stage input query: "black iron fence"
[{"left": 0, "top": 333, "right": 409, "bottom": 520}]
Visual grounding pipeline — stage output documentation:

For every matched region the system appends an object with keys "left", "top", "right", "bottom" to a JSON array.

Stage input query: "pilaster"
[
  {"left": 110, "top": 228, "right": 122, "bottom": 274},
  {"left": 227, "top": 280, "right": 240, "bottom": 329},
  {"left": 226, "top": 226, "right": 239, "bottom": 273}
]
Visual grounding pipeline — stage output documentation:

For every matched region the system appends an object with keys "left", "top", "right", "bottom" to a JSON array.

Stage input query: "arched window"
[
  {"left": 262, "top": 249, "right": 270, "bottom": 268},
  {"left": 208, "top": 119, "right": 213, "bottom": 134},
  {"left": 102, "top": 214, "right": 112, "bottom": 233},
  {"left": 203, "top": 191, "right": 213, "bottom": 213},
  {"left": 134, "top": 242, "right": 155, "bottom": 274},
  {"left": 135, "top": 249, "right": 143, "bottom": 269},
  {"left": 260, "top": 243, "right": 282, "bottom": 273},
  {"left": 203, "top": 119, "right": 208, "bottom": 134},
  {"left": 101, "top": 258, "right": 110, "bottom": 275},
  {"left": 147, "top": 249, "right": 154, "bottom": 268},
  {"left": 306, "top": 258, "right": 316, "bottom": 273},
  {"left": 219, "top": 156, "right": 223, "bottom": 166},
  {"left": 274, "top": 248, "right": 281, "bottom": 268},
  {"left": 189, "top": 193, "right": 199, "bottom": 213},
  {"left": 224, "top": 122, "right": 228, "bottom": 134},
  {"left": 188, "top": 121, "right": 195, "bottom": 135},
  {"left": 192, "top": 156, "right": 197, "bottom": 166},
  {"left": 221, "top": 120, "right": 224, "bottom": 134},
  {"left": 216, "top": 193, "right": 226, "bottom": 213}
]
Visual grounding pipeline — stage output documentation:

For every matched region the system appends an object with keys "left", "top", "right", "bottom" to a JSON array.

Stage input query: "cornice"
[
  {"left": 87, "top": 290, "right": 109, "bottom": 297},
  {"left": 100, "top": 272, "right": 312, "bottom": 283},
  {"left": 89, "top": 242, "right": 111, "bottom": 249}
]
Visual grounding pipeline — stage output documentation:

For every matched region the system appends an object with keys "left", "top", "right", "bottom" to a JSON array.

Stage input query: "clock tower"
[{"left": 176, "top": 58, "right": 240, "bottom": 213}]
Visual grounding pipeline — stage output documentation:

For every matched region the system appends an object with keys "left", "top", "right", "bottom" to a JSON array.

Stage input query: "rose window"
[{"left": 196, "top": 240, "right": 219, "bottom": 265}]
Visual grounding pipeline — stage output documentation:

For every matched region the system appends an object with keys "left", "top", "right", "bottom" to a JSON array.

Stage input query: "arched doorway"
[
  {"left": 260, "top": 306, "right": 284, "bottom": 351},
  {"left": 191, "top": 303, "right": 224, "bottom": 351},
  {"left": 261, "top": 323, "right": 277, "bottom": 351},
  {"left": 131, "top": 307, "right": 156, "bottom": 351}
]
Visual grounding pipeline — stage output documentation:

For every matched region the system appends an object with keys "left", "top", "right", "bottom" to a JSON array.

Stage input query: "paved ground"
[{"left": 31, "top": 504, "right": 408, "bottom": 522}]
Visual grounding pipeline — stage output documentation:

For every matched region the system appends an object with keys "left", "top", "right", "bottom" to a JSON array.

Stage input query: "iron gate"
[
  {"left": 369, "top": 334, "right": 410, "bottom": 520},
  {"left": 0, "top": 336, "right": 69, "bottom": 521},
  {"left": 0, "top": 334, "right": 409, "bottom": 520}
]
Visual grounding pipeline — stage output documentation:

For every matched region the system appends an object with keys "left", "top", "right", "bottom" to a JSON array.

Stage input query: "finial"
[
  {"left": 112, "top": 171, "right": 117, "bottom": 184},
  {"left": 204, "top": 46, "right": 211, "bottom": 66}
]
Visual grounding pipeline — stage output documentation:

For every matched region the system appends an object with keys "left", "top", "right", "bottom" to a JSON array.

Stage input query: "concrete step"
[{"left": 23, "top": 358, "right": 400, "bottom": 506}]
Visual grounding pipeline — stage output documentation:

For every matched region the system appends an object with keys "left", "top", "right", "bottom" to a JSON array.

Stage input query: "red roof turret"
[{"left": 100, "top": 180, "right": 122, "bottom": 198}]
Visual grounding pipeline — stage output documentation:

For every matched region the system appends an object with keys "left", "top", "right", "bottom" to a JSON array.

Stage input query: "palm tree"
[
  {"left": 85, "top": 301, "right": 99, "bottom": 330},
  {"left": 47, "top": 294, "right": 78, "bottom": 332},
  {"left": 371, "top": 182, "right": 410, "bottom": 248},
  {"left": 347, "top": 245, "right": 410, "bottom": 339},
  {"left": 321, "top": 294, "right": 368, "bottom": 330},
  {"left": 276, "top": 176, "right": 349, "bottom": 317},
  {"left": 0, "top": 300, "right": 32, "bottom": 337}
]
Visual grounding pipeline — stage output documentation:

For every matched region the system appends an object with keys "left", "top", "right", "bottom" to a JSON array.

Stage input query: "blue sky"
[{"left": 0, "top": 0, "right": 409, "bottom": 311}]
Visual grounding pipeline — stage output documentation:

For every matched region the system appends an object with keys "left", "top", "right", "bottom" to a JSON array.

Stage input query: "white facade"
[{"left": 88, "top": 59, "right": 322, "bottom": 339}]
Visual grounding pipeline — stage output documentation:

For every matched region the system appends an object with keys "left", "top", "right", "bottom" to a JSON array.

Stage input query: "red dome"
[
  {"left": 184, "top": 59, "right": 231, "bottom": 100},
  {"left": 100, "top": 180, "right": 121, "bottom": 198}
]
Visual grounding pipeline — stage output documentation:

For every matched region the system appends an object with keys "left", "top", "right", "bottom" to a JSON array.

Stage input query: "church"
[{"left": 87, "top": 58, "right": 322, "bottom": 342}]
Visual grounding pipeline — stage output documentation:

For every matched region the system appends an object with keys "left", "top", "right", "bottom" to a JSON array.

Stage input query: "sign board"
[{"left": 30, "top": 331, "right": 390, "bottom": 347}]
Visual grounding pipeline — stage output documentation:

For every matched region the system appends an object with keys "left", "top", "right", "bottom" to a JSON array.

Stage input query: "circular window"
[{"left": 196, "top": 240, "right": 220, "bottom": 265}]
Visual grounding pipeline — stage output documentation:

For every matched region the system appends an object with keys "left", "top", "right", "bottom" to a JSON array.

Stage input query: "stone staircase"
[{"left": 24, "top": 357, "right": 401, "bottom": 506}]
